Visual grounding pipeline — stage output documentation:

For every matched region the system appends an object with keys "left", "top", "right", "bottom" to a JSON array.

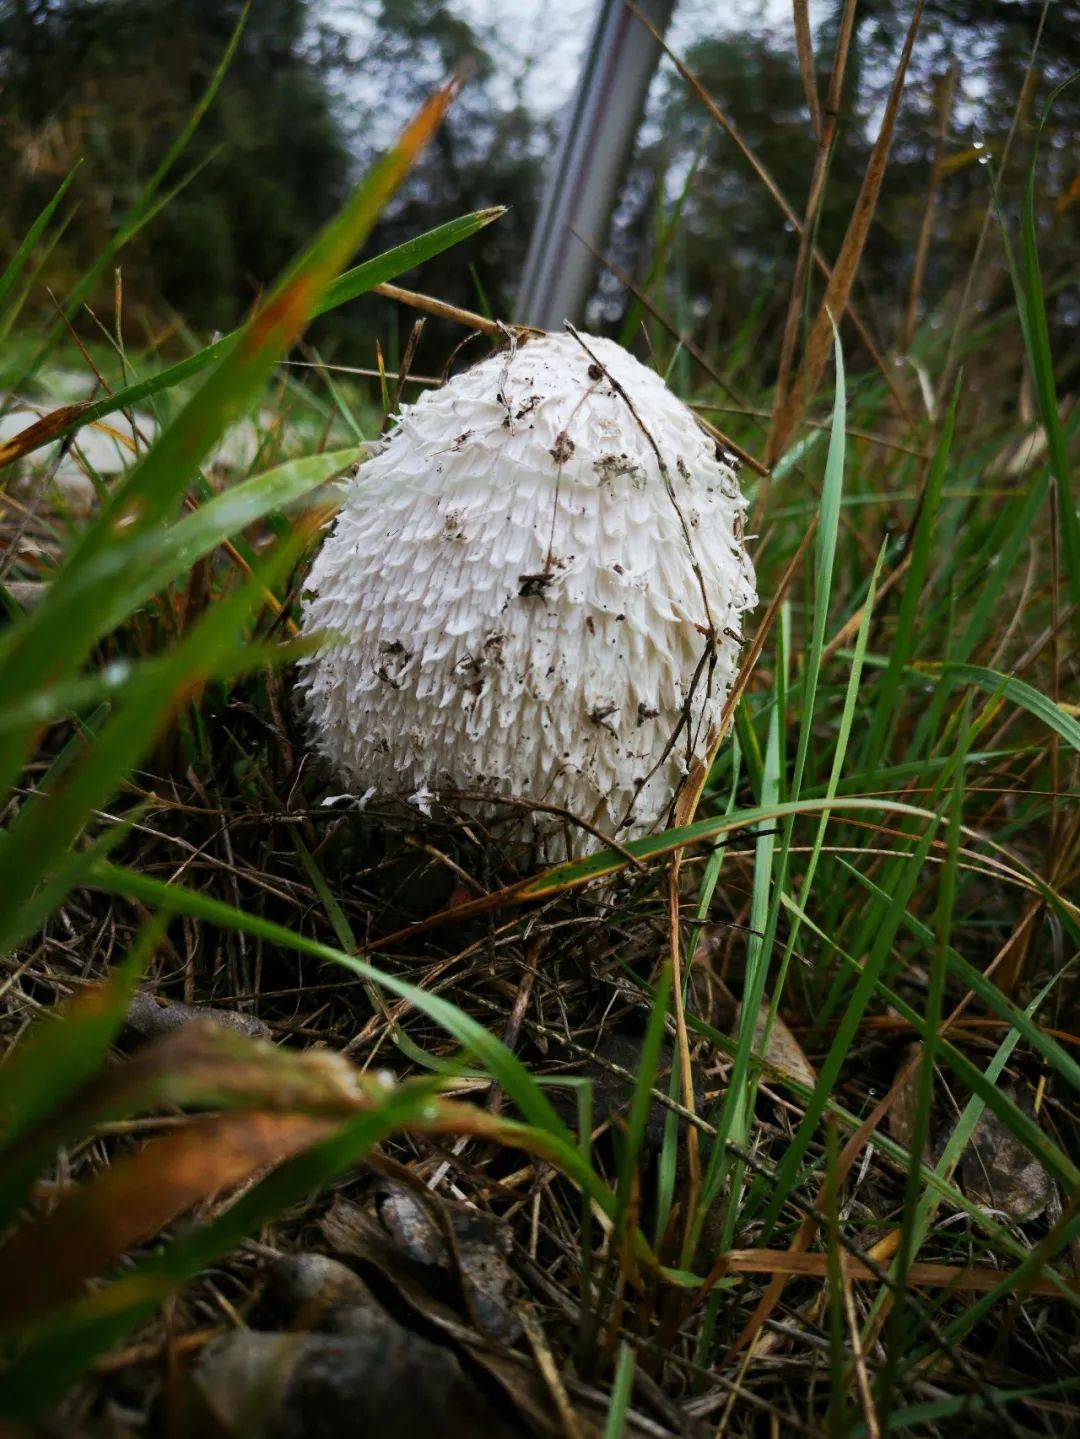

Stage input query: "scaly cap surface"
[{"left": 300, "top": 330, "right": 756, "bottom": 857}]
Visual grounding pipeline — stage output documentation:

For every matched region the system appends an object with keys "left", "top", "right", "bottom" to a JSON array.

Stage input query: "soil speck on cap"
[{"left": 550, "top": 430, "right": 575, "bottom": 465}]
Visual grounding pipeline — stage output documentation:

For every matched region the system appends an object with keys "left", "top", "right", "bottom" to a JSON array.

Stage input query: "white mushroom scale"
[{"left": 300, "top": 330, "right": 756, "bottom": 859}]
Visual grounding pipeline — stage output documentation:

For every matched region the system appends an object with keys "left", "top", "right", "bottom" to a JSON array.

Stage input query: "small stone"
[
  {"left": 194, "top": 1327, "right": 517, "bottom": 1439},
  {"left": 252, "top": 1253, "right": 374, "bottom": 1332},
  {"left": 124, "top": 991, "right": 271, "bottom": 1042}
]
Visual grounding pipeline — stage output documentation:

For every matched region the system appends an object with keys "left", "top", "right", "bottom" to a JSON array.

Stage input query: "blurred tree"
[
  {"left": 0, "top": 0, "right": 351, "bottom": 331},
  {"left": 606, "top": 0, "right": 1078, "bottom": 384},
  {"left": 313, "top": 0, "right": 552, "bottom": 357},
  {"left": 0, "top": 0, "right": 1074, "bottom": 380}
]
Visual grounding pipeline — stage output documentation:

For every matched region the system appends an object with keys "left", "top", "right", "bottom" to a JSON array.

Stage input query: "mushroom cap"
[{"left": 300, "top": 330, "right": 756, "bottom": 858}]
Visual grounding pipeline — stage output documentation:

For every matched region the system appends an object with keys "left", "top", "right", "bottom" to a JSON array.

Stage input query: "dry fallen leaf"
[
  {"left": 374, "top": 1178, "right": 521, "bottom": 1342},
  {"left": 124, "top": 991, "right": 272, "bottom": 1042},
  {"left": 886, "top": 1041, "right": 922, "bottom": 1149},
  {"left": 715, "top": 1247, "right": 1073, "bottom": 1296},
  {"left": 960, "top": 1089, "right": 1054, "bottom": 1222},
  {"left": 193, "top": 1324, "right": 517, "bottom": 1439},
  {"left": 744, "top": 1000, "right": 817, "bottom": 1088},
  {"left": 0, "top": 1110, "right": 336, "bottom": 1332},
  {"left": 321, "top": 1196, "right": 620, "bottom": 1438}
]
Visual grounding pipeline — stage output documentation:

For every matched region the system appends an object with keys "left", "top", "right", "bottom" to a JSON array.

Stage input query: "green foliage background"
[{"left": 3, "top": 0, "right": 1076, "bottom": 370}]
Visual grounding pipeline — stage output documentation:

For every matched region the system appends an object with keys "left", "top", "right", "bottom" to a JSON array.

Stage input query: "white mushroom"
[{"left": 300, "top": 330, "right": 756, "bottom": 859}]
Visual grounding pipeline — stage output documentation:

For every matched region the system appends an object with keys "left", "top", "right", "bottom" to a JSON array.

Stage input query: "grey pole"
[{"left": 515, "top": 0, "right": 677, "bottom": 331}]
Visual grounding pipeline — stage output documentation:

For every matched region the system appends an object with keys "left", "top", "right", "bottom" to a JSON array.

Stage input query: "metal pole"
[{"left": 515, "top": 0, "right": 676, "bottom": 331}]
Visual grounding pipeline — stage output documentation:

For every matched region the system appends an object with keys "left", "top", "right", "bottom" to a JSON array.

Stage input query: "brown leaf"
[
  {"left": 252, "top": 1252, "right": 376, "bottom": 1333},
  {"left": 0, "top": 403, "right": 90, "bottom": 471},
  {"left": 0, "top": 1110, "right": 336, "bottom": 1331},
  {"left": 192, "top": 1326, "right": 518, "bottom": 1439},
  {"left": 84, "top": 1022, "right": 370, "bottom": 1122},
  {"left": 960, "top": 1090, "right": 1054, "bottom": 1221},
  {"left": 885, "top": 1042, "right": 923, "bottom": 1149},
  {"left": 746, "top": 1002, "right": 816, "bottom": 1088},
  {"left": 321, "top": 1197, "right": 612, "bottom": 1438}
]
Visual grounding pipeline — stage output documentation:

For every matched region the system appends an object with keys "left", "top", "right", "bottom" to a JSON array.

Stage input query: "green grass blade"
[
  {"left": 618, "top": 961, "right": 672, "bottom": 1230},
  {"left": 924, "top": 661, "right": 1080, "bottom": 752},
  {"left": 0, "top": 942, "right": 145, "bottom": 1151},
  {"left": 1017, "top": 77, "right": 1080, "bottom": 634},
  {"left": 87, "top": 861, "right": 575, "bottom": 1150},
  {"left": 0, "top": 931, "right": 153, "bottom": 1226},
  {"left": 0, "top": 209, "right": 503, "bottom": 472},
  {"left": 923, "top": 1204, "right": 1080, "bottom": 1362},
  {"left": 878, "top": 700, "right": 968, "bottom": 1422},
  {"left": 0, "top": 95, "right": 452, "bottom": 793},
  {"left": 73, "top": 90, "right": 452, "bottom": 568},
  {"left": 0, "top": 637, "right": 313, "bottom": 742},
  {"left": 603, "top": 1341, "right": 637, "bottom": 1439},
  {"left": 839, "top": 862, "right": 1080, "bottom": 1093},
  {"left": 0, "top": 445, "right": 355, "bottom": 706},
  {"left": 0, "top": 533, "right": 307, "bottom": 954},
  {"left": 0, "top": 160, "right": 82, "bottom": 313},
  {"left": 0, "top": 1085, "right": 430, "bottom": 1419},
  {"left": 520, "top": 795, "right": 941, "bottom": 899},
  {"left": 862, "top": 380, "right": 960, "bottom": 765}
]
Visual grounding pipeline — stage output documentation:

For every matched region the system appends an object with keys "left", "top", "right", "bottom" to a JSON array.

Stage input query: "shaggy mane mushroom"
[{"left": 300, "top": 329, "right": 756, "bottom": 859}]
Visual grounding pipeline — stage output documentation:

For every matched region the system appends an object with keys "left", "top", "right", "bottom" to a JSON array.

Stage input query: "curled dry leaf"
[
  {"left": 320, "top": 1196, "right": 618, "bottom": 1438},
  {"left": 94, "top": 1021, "right": 371, "bottom": 1119},
  {"left": 886, "top": 1041, "right": 922, "bottom": 1150},
  {"left": 374, "top": 1178, "right": 521, "bottom": 1342},
  {"left": 0, "top": 1111, "right": 336, "bottom": 1333},
  {"left": 252, "top": 1252, "right": 376, "bottom": 1332}
]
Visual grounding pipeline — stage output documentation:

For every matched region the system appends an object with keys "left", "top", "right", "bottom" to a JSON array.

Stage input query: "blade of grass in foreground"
[
  {"left": 849, "top": 1377, "right": 1080, "bottom": 1439},
  {"left": 861, "top": 380, "right": 959, "bottom": 768},
  {"left": 680, "top": 955, "right": 1069, "bottom": 1278},
  {"left": 752, "top": 772, "right": 957, "bottom": 1241},
  {"left": 0, "top": 161, "right": 83, "bottom": 315},
  {"left": 75, "top": 85, "right": 456, "bottom": 567},
  {"left": 1016, "top": 77, "right": 1080, "bottom": 634},
  {"left": 603, "top": 1342, "right": 637, "bottom": 1439},
  {"left": 84, "top": 859, "right": 653, "bottom": 1249},
  {"left": 840, "top": 862, "right": 1080, "bottom": 1093},
  {"left": 878, "top": 699, "right": 968, "bottom": 1425},
  {"left": 0, "top": 923, "right": 161, "bottom": 1228},
  {"left": 0, "top": 1086, "right": 431, "bottom": 1419},
  {"left": 85, "top": 863, "right": 585, "bottom": 1159},
  {"left": 0, "top": 90, "right": 454, "bottom": 795},
  {"left": 919, "top": 664, "right": 1080, "bottom": 752},
  {"left": 0, "top": 940, "right": 145, "bottom": 1151},
  {"left": 0, "top": 209, "right": 504, "bottom": 473},
  {"left": 0, "top": 527, "right": 311, "bottom": 954},
  {"left": 0, "top": 444, "right": 357, "bottom": 678},
  {"left": 785, "top": 897, "right": 1080, "bottom": 1197},
  {"left": 862, "top": 964, "right": 1066, "bottom": 1367},
  {"left": 701, "top": 326, "right": 846, "bottom": 1248}
]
